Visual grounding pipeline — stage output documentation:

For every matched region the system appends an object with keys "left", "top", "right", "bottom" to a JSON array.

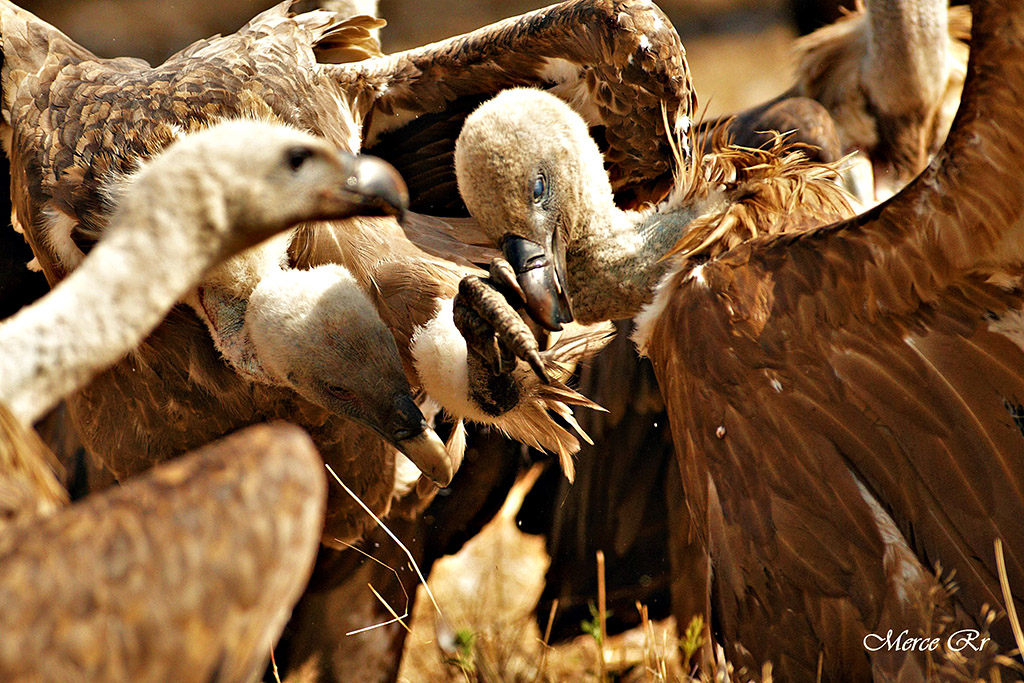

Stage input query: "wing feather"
[
  {"left": 648, "top": 0, "right": 1024, "bottom": 667},
  {"left": 334, "top": 0, "right": 695, "bottom": 210}
]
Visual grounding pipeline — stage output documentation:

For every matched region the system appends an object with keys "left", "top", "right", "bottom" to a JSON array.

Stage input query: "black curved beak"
[
  {"left": 502, "top": 234, "right": 573, "bottom": 331},
  {"left": 337, "top": 153, "right": 409, "bottom": 224},
  {"left": 386, "top": 394, "right": 453, "bottom": 487}
]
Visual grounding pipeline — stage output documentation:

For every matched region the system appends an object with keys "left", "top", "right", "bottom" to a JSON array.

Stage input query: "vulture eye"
[
  {"left": 286, "top": 147, "right": 315, "bottom": 171},
  {"left": 532, "top": 174, "right": 546, "bottom": 203}
]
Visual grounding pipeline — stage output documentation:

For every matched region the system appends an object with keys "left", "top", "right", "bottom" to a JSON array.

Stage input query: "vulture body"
[
  {"left": 453, "top": 0, "right": 1024, "bottom": 675},
  {"left": 0, "top": 420, "right": 326, "bottom": 683}
]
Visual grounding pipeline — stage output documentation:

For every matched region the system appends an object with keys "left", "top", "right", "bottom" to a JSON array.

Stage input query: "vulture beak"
[
  {"left": 333, "top": 153, "right": 409, "bottom": 223},
  {"left": 501, "top": 233, "right": 573, "bottom": 331},
  {"left": 386, "top": 394, "right": 453, "bottom": 487}
]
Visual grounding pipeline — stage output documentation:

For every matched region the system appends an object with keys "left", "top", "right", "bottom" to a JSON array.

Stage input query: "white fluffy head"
[{"left": 455, "top": 88, "right": 614, "bottom": 247}]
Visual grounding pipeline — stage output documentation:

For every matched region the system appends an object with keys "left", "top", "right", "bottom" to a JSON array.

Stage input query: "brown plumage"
[
  {"left": 0, "top": 0, "right": 684, "bottom": 529},
  {"left": 0, "top": 3, "right": 691, "bottom": 679},
  {"left": 0, "top": 421, "right": 326, "bottom": 683},
  {"left": 0, "top": 1, "right": 439, "bottom": 544},
  {"left": 454, "top": 0, "right": 1024, "bottom": 675}
]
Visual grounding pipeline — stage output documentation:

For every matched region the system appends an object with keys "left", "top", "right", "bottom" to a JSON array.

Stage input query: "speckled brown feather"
[
  {"left": 667, "top": 130, "right": 853, "bottom": 261},
  {"left": 0, "top": 2, "right": 403, "bottom": 546},
  {"left": 1, "top": 1, "right": 364, "bottom": 278},
  {"left": 0, "top": 422, "right": 325, "bottom": 682},
  {"left": 646, "top": 0, "right": 1024, "bottom": 676}
]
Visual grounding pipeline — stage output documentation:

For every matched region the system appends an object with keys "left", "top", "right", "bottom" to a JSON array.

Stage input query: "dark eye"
[
  {"left": 532, "top": 174, "right": 546, "bottom": 203},
  {"left": 286, "top": 147, "right": 315, "bottom": 171}
]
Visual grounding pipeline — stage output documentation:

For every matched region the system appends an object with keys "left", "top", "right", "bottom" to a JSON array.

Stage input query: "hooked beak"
[
  {"left": 385, "top": 394, "right": 453, "bottom": 487},
  {"left": 333, "top": 153, "right": 409, "bottom": 223},
  {"left": 502, "top": 233, "right": 573, "bottom": 331}
]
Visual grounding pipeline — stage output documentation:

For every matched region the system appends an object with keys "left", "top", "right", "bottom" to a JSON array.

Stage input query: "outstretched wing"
[
  {"left": 647, "top": 0, "right": 1024, "bottom": 667},
  {"left": 330, "top": 0, "right": 695, "bottom": 214}
]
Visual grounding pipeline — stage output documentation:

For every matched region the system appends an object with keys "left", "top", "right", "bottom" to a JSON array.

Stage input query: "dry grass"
[
  {"left": 395, "top": 469, "right": 689, "bottom": 682},
  {"left": 393, "top": 468, "right": 766, "bottom": 683}
]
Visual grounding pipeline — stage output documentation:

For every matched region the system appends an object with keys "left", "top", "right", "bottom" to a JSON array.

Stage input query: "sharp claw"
[
  {"left": 489, "top": 258, "right": 527, "bottom": 309},
  {"left": 456, "top": 273, "right": 546, "bottom": 380},
  {"left": 526, "top": 349, "right": 550, "bottom": 384}
]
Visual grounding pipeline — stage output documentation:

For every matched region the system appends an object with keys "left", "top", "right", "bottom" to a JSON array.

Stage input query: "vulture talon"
[
  {"left": 488, "top": 257, "right": 528, "bottom": 310},
  {"left": 526, "top": 349, "right": 551, "bottom": 385},
  {"left": 455, "top": 274, "right": 546, "bottom": 381}
]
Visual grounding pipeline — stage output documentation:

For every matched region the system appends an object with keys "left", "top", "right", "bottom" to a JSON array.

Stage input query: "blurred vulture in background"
[{"left": 705, "top": 0, "right": 970, "bottom": 205}]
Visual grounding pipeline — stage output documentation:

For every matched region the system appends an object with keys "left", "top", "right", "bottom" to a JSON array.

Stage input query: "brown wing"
[
  {"left": 0, "top": 1, "right": 360, "bottom": 283},
  {"left": 648, "top": 0, "right": 1024, "bottom": 673},
  {"left": 0, "top": 422, "right": 325, "bottom": 682},
  {"left": 333, "top": 0, "right": 695, "bottom": 213}
]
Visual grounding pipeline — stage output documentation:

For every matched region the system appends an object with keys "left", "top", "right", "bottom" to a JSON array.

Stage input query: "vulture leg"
[
  {"left": 455, "top": 269, "right": 548, "bottom": 384},
  {"left": 456, "top": 266, "right": 551, "bottom": 384}
]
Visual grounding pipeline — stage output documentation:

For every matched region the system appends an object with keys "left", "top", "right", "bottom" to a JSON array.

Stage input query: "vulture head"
[
  {"left": 455, "top": 89, "right": 617, "bottom": 332},
  {"left": 248, "top": 264, "right": 452, "bottom": 486}
]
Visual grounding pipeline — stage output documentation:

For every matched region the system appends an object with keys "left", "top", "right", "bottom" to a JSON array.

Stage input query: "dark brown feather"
[{"left": 643, "top": 0, "right": 1024, "bottom": 676}]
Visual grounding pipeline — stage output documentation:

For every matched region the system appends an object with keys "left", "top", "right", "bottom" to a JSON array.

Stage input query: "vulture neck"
[
  {"left": 565, "top": 189, "right": 718, "bottom": 324},
  {"left": 190, "top": 237, "right": 293, "bottom": 384},
  {"left": 0, "top": 194, "right": 219, "bottom": 425},
  {"left": 863, "top": 0, "right": 949, "bottom": 110}
]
